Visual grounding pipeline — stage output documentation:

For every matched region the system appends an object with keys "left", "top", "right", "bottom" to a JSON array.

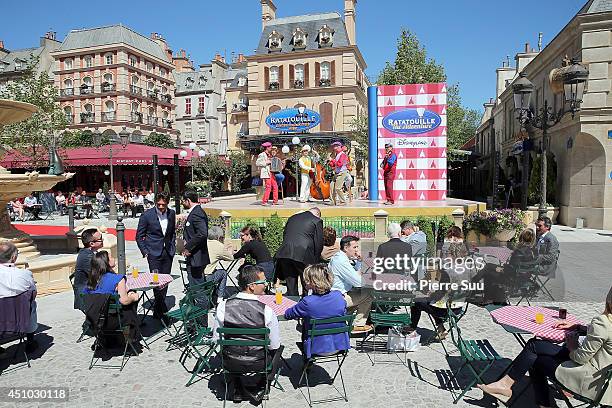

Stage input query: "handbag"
[{"left": 387, "top": 327, "right": 420, "bottom": 352}]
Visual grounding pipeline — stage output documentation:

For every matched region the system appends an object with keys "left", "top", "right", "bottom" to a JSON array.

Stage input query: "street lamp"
[
  {"left": 292, "top": 136, "right": 301, "bottom": 200},
  {"left": 512, "top": 58, "right": 588, "bottom": 218}
]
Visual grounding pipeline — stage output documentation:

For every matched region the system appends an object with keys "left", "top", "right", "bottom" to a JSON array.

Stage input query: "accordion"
[{"left": 270, "top": 157, "right": 283, "bottom": 172}]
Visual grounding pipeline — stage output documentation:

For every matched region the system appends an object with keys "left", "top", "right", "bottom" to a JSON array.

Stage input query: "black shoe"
[
  {"left": 232, "top": 393, "right": 243, "bottom": 403},
  {"left": 0, "top": 345, "right": 6, "bottom": 355},
  {"left": 25, "top": 339, "right": 39, "bottom": 354}
]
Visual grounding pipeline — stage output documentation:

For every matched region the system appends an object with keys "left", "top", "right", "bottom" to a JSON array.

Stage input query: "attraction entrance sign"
[{"left": 368, "top": 83, "right": 448, "bottom": 201}]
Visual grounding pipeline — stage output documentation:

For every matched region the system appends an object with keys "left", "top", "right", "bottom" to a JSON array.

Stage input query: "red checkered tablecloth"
[
  {"left": 490, "top": 305, "right": 583, "bottom": 342},
  {"left": 476, "top": 246, "right": 513, "bottom": 264},
  {"left": 257, "top": 295, "right": 297, "bottom": 316},
  {"left": 126, "top": 272, "right": 173, "bottom": 291}
]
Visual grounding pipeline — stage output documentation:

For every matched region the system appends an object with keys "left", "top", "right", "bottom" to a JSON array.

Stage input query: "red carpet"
[{"left": 14, "top": 224, "right": 137, "bottom": 241}]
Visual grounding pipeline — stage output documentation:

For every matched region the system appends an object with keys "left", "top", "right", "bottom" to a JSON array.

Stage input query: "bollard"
[
  {"left": 116, "top": 216, "right": 126, "bottom": 275},
  {"left": 373, "top": 209, "right": 389, "bottom": 242},
  {"left": 220, "top": 210, "right": 232, "bottom": 242},
  {"left": 451, "top": 208, "right": 465, "bottom": 229},
  {"left": 67, "top": 205, "right": 75, "bottom": 233}
]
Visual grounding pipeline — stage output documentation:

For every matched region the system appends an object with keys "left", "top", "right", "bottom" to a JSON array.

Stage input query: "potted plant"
[{"left": 463, "top": 208, "right": 526, "bottom": 243}]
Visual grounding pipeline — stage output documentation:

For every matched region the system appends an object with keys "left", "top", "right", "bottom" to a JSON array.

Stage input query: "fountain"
[{"left": 0, "top": 98, "right": 76, "bottom": 292}]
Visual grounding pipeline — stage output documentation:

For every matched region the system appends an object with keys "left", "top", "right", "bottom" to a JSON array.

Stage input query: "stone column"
[
  {"left": 452, "top": 208, "right": 465, "bottom": 229},
  {"left": 373, "top": 210, "right": 388, "bottom": 242},
  {"left": 220, "top": 210, "right": 232, "bottom": 242}
]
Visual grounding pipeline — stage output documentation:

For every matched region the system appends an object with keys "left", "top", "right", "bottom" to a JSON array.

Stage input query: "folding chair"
[
  {"left": 360, "top": 292, "right": 413, "bottom": 365},
  {"left": 0, "top": 289, "right": 35, "bottom": 374},
  {"left": 551, "top": 366, "right": 612, "bottom": 408},
  {"left": 217, "top": 327, "right": 277, "bottom": 408},
  {"left": 424, "top": 290, "right": 469, "bottom": 357},
  {"left": 178, "top": 258, "right": 190, "bottom": 292},
  {"left": 446, "top": 306, "right": 504, "bottom": 404},
  {"left": 165, "top": 285, "right": 213, "bottom": 351},
  {"left": 87, "top": 294, "right": 140, "bottom": 372},
  {"left": 512, "top": 261, "right": 556, "bottom": 305},
  {"left": 68, "top": 272, "right": 93, "bottom": 343},
  {"left": 298, "top": 314, "right": 355, "bottom": 407}
]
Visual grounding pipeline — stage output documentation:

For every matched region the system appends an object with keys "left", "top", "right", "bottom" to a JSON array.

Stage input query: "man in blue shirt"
[{"left": 329, "top": 235, "right": 372, "bottom": 332}]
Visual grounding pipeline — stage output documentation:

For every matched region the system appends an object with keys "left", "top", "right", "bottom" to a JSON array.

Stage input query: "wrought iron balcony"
[
  {"left": 146, "top": 89, "right": 159, "bottom": 100},
  {"left": 101, "top": 111, "right": 116, "bottom": 122},
  {"left": 130, "top": 85, "right": 142, "bottom": 95},
  {"left": 319, "top": 78, "right": 331, "bottom": 87},
  {"left": 65, "top": 114, "right": 74, "bottom": 124},
  {"left": 162, "top": 119, "right": 172, "bottom": 128},
  {"left": 80, "top": 85, "right": 94, "bottom": 95},
  {"left": 147, "top": 116, "right": 158, "bottom": 126},
  {"left": 60, "top": 88, "right": 74, "bottom": 97},
  {"left": 80, "top": 112, "right": 95, "bottom": 123},
  {"left": 268, "top": 81, "right": 280, "bottom": 91},
  {"left": 293, "top": 79, "right": 304, "bottom": 89},
  {"left": 130, "top": 112, "right": 143, "bottom": 123},
  {"left": 101, "top": 82, "right": 116, "bottom": 93},
  {"left": 161, "top": 94, "right": 172, "bottom": 103}
]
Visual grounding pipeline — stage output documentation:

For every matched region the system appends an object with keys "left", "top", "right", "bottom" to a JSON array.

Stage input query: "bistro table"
[
  {"left": 257, "top": 294, "right": 299, "bottom": 320},
  {"left": 126, "top": 272, "right": 178, "bottom": 324},
  {"left": 474, "top": 246, "right": 513, "bottom": 265}
]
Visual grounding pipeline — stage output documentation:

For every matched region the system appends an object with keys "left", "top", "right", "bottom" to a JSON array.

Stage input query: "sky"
[{"left": 1, "top": 0, "right": 587, "bottom": 112}]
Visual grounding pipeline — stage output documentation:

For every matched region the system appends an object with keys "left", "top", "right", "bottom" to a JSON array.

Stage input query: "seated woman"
[
  {"left": 471, "top": 228, "right": 536, "bottom": 304},
  {"left": 205, "top": 226, "right": 234, "bottom": 300},
  {"left": 321, "top": 226, "right": 340, "bottom": 262},
  {"left": 10, "top": 199, "right": 25, "bottom": 221},
  {"left": 284, "top": 263, "right": 349, "bottom": 359},
  {"left": 83, "top": 251, "right": 139, "bottom": 306},
  {"left": 233, "top": 226, "right": 274, "bottom": 282},
  {"left": 479, "top": 285, "right": 612, "bottom": 407}
]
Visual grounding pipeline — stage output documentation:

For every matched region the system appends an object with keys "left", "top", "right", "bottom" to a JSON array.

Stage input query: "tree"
[
  {"left": 142, "top": 132, "right": 175, "bottom": 149},
  {"left": 0, "top": 56, "right": 67, "bottom": 168},
  {"left": 226, "top": 150, "right": 250, "bottom": 192},
  {"left": 59, "top": 130, "right": 110, "bottom": 148},
  {"left": 348, "top": 114, "right": 369, "bottom": 158},
  {"left": 163, "top": 180, "right": 170, "bottom": 194},
  {"left": 528, "top": 153, "right": 557, "bottom": 206},
  {"left": 376, "top": 29, "right": 482, "bottom": 161}
]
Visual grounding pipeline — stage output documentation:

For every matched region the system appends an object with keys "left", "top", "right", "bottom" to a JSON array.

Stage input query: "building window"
[
  {"left": 105, "top": 100, "right": 115, "bottom": 112},
  {"left": 185, "top": 77, "right": 194, "bottom": 88},
  {"left": 319, "top": 61, "right": 332, "bottom": 87},
  {"left": 269, "top": 66, "right": 280, "bottom": 90},
  {"left": 147, "top": 81, "right": 154, "bottom": 91},
  {"left": 268, "top": 105, "right": 281, "bottom": 134},
  {"left": 62, "top": 79, "right": 73, "bottom": 96},
  {"left": 132, "top": 75, "right": 139, "bottom": 85},
  {"left": 198, "top": 76, "right": 206, "bottom": 86},
  {"left": 131, "top": 102, "right": 140, "bottom": 112},
  {"left": 81, "top": 76, "right": 93, "bottom": 94},
  {"left": 318, "top": 25, "right": 334, "bottom": 47},
  {"left": 198, "top": 97, "right": 205, "bottom": 114},
  {"left": 267, "top": 30, "right": 283, "bottom": 52},
  {"left": 129, "top": 56, "right": 137, "bottom": 67},
  {"left": 15, "top": 60, "right": 22, "bottom": 70},
  {"left": 294, "top": 64, "right": 304, "bottom": 88},
  {"left": 161, "top": 85, "right": 167, "bottom": 94},
  {"left": 292, "top": 28, "right": 307, "bottom": 50},
  {"left": 85, "top": 55, "right": 93, "bottom": 68},
  {"left": 64, "top": 58, "right": 73, "bottom": 70},
  {"left": 146, "top": 62, "right": 153, "bottom": 72},
  {"left": 185, "top": 98, "right": 192, "bottom": 115},
  {"left": 105, "top": 53, "right": 113, "bottom": 65},
  {"left": 160, "top": 68, "right": 166, "bottom": 77},
  {"left": 103, "top": 73, "right": 113, "bottom": 83},
  {"left": 237, "top": 76, "right": 246, "bottom": 87},
  {"left": 197, "top": 122, "right": 206, "bottom": 139},
  {"left": 184, "top": 122, "right": 192, "bottom": 139}
]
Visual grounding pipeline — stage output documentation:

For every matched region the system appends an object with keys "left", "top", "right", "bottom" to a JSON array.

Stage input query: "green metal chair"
[
  {"left": 165, "top": 287, "right": 212, "bottom": 351},
  {"left": 178, "top": 258, "right": 190, "bottom": 293},
  {"left": 446, "top": 305, "right": 504, "bottom": 404},
  {"left": 551, "top": 366, "right": 612, "bottom": 408},
  {"left": 217, "top": 327, "right": 277, "bottom": 407},
  {"left": 359, "top": 291, "right": 413, "bottom": 365},
  {"left": 298, "top": 314, "right": 355, "bottom": 407},
  {"left": 424, "top": 290, "right": 469, "bottom": 357}
]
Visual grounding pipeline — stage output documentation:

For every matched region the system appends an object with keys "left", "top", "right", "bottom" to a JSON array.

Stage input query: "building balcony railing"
[
  {"left": 319, "top": 78, "right": 331, "bottom": 87},
  {"left": 101, "top": 82, "right": 116, "bottom": 93},
  {"left": 101, "top": 111, "right": 116, "bottom": 122},
  {"left": 293, "top": 79, "right": 304, "bottom": 89},
  {"left": 232, "top": 102, "right": 248, "bottom": 112},
  {"left": 147, "top": 116, "right": 158, "bottom": 126},
  {"left": 161, "top": 94, "right": 172, "bottom": 103},
  {"left": 80, "top": 113, "right": 95, "bottom": 123},
  {"left": 131, "top": 112, "right": 143, "bottom": 123},
  {"left": 60, "top": 88, "right": 74, "bottom": 97},
  {"left": 162, "top": 119, "right": 172, "bottom": 128},
  {"left": 80, "top": 85, "right": 94, "bottom": 95},
  {"left": 268, "top": 81, "right": 280, "bottom": 91},
  {"left": 130, "top": 85, "right": 143, "bottom": 95},
  {"left": 65, "top": 114, "right": 74, "bottom": 124},
  {"left": 146, "top": 90, "right": 159, "bottom": 100}
]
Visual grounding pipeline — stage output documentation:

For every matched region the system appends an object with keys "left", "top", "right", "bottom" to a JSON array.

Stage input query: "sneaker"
[{"left": 351, "top": 324, "right": 373, "bottom": 334}]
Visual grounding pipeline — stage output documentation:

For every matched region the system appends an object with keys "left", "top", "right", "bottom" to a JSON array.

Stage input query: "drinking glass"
[
  {"left": 152, "top": 269, "right": 159, "bottom": 284},
  {"left": 275, "top": 288, "right": 283, "bottom": 305},
  {"left": 558, "top": 308, "right": 567, "bottom": 320},
  {"left": 132, "top": 267, "right": 139, "bottom": 278},
  {"left": 535, "top": 312, "right": 545, "bottom": 324}
]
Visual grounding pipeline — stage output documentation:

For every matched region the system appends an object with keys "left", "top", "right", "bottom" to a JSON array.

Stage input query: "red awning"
[{"left": 1, "top": 144, "right": 195, "bottom": 168}]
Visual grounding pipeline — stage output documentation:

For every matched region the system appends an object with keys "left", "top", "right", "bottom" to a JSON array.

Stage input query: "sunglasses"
[{"left": 251, "top": 279, "right": 267, "bottom": 285}]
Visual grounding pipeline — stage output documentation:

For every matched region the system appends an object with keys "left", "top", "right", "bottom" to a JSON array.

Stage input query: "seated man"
[
  {"left": 0, "top": 241, "right": 39, "bottom": 353},
  {"left": 400, "top": 220, "right": 428, "bottom": 279},
  {"left": 375, "top": 222, "right": 412, "bottom": 274},
  {"left": 95, "top": 189, "right": 106, "bottom": 212},
  {"left": 23, "top": 193, "right": 41, "bottom": 220},
  {"left": 329, "top": 235, "right": 373, "bottom": 332},
  {"left": 131, "top": 191, "right": 145, "bottom": 218},
  {"left": 80, "top": 190, "right": 92, "bottom": 218},
  {"left": 73, "top": 228, "right": 104, "bottom": 310},
  {"left": 204, "top": 226, "right": 233, "bottom": 300},
  {"left": 535, "top": 216, "right": 559, "bottom": 277},
  {"left": 55, "top": 191, "right": 67, "bottom": 215},
  {"left": 212, "top": 265, "right": 281, "bottom": 403}
]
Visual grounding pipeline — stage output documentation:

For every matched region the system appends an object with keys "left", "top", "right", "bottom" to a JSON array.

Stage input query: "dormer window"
[
  {"left": 237, "top": 76, "right": 246, "bottom": 87},
  {"left": 15, "top": 59, "right": 23, "bottom": 70},
  {"left": 198, "top": 76, "right": 206, "bottom": 86},
  {"left": 185, "top": 77, "right": 194, "bottom": 88},
  {"left": 292, "top": 28, "right": 307, "bottom": 50},
  {"left": 318, "top": 25, "right": 334, "bottom": 48},
  {"left": 267, "top": 30, "right": 283, "bottom": 52}
]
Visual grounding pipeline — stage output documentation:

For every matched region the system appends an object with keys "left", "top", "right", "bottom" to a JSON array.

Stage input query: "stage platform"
[{"left": 204, "top": 196, "right": 486, "bottom": 218}]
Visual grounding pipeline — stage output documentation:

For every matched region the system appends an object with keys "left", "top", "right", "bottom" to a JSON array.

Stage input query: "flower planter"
[{"left": 493, "top": 229, "right": 516, "bottom": 242}]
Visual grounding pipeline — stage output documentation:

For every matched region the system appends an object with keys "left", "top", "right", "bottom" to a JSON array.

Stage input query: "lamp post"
[
  {"left": 512, "top": 59, "right": 588, "bottom": 218},
  {"left": 292, "top": 136, "right": 300, "bottom": 200},
  {"left": 93, "top": 127, "right": 130, "bottom": 220},
  {"left": 179, "top": 149, "right": 189, "bottom": 181}
]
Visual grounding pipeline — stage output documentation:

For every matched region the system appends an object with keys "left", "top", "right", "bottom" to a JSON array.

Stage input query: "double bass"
[{"left": 309, "top": 159, "right": 331, "bottom": 200}]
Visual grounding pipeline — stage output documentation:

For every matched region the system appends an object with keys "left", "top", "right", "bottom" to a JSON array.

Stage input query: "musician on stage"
[
  {"left": 329, "top": 141, "right": 349, "bottom": 206},
  {"left": 256, "top": 141, "right": 278, "bottom": 206},
  {"left": 298, "top": 145, "right": 314, "bottom": 203},
  {"left": 381, "top": 143, "right": 397, "bottom": 205},
  {"left": 270, "top": 147, "right": 285, "bottom": 201}
]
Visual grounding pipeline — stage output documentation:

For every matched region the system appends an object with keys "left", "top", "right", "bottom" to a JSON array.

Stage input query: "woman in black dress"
[{"left": 233, "top": 226, "right": 275, "bottom": 281}]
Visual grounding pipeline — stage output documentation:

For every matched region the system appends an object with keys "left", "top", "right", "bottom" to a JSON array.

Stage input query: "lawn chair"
[
  {"left": 360, "top": 291, "right": 413, "bottom": 365},
  {"left": 446, "top": 305, "right": 504, "bottom": 404},
  {"left": 178, "top": 258, "right": 190, "bottom": 292},
  {"left": 0, "top": 289, "right": 35, "bottom": 374},
  {"left": 298, "top": 314, "right": 355, "bottom": 407},
  {"left": 217, "top": 327, "right": 278, "bottom": 407},
  {"left": 551, "top": 366, "right": 612, "bottom": 408},
  {"left": 85, "top": 293, "right": 140, "bottom": 372}
]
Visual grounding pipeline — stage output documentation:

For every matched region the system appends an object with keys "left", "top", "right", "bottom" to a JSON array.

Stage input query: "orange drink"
[
  {"left": 275, "top": 288, "right": 283, "bottom": 305},
  {"left": 153, "top": 273, "right": 159, "bottom": 283},
  {"left": 535, "top": 312, "right": 544, "bottom": 324}
]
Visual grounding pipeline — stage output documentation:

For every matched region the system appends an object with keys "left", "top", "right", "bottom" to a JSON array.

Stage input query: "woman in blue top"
[
  {"left": 284, "top": 264, "right": 349, "bottom": 359},
  {"left": 84, "top": 251, "right": 139, "bottom": 306}
]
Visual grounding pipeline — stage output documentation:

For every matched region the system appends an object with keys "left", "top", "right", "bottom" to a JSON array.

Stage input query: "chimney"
[
  {"left": 151, "top": 33, "right": 172, "bottom": 61},
  {"left": 538, "top": 32, "right": 543, "bottom": 51},
  {"left": 237, "top": 53, "right": 246, "bottom": 63},
  {"left": 172, "top": 49, "right": 194, "bottom": 72},
  {"left": 0, "top": 40, "right": 4, "bottom": 49},
  {"left": 261, "top": 0, "right": 277, "bottom": 30},
  {"left": 524, "top": 42, "right": 530, "bottom": 53},
  {"left": 344, "top": 0, "right": 357, "bottom": 45}
]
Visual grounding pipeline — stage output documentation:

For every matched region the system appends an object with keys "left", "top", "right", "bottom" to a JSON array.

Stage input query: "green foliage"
[
  {"left": 226, "top": 150, "right": 250, "bottom": 192},
  {"left": 348, "top": 114, "right": 369, "bottom": 158},
  {"left": 163, "top": 180, "right": 171, "bottom": 194},
  {"left": 185, "top": 180, "right": 211, "bottom": 197},
  {"left": 463, "top": 209, "right": 526, "bottom": 238},
  {"left": 376, "top": 29, "right": 482, "bottom": 163},
  {"left": 262, "top": 213, "right": 285, "bottom": 258},
  {"left": 528, "top": 154, "right": 557, "bottom": 206},
  {"left": 0, "top": 56, "right": 67, "bottom": 167},
  {"left": 194, "top": 155, "right": 228, "bottom": 192},
  {"left": 102, "top": 181, "right": 109, "bottom": 194},
  {"left": 59, "top": 130, "right": 110, "bottom": 148},
  {"left": 142, "top": 132, "right": 175, "bottom": 149}
]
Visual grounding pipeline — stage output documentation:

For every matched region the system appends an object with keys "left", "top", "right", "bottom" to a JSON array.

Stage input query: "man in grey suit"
[
  {"left": 535, "top": 216, "right": 559, "bottom": 277},
  {"left": 400, "top": 220, "right": 428, "bottom": 279}
]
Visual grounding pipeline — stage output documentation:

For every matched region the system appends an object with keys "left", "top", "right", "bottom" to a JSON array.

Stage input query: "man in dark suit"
[
  {"left": 73, "top": 228, "right": 104, "bottom": 310},
  {"left": 181, "top": 191, "right": 210, "bottom": 317},
  {"left": 136, "top": 191, "right": 176, "bottom": 320},
  {"left": 535, "top": 216, "right": 559, "bottom": 277},
  {"left": 376, "top": 222, "right": 413, "bottom": 275},
  {"left": 275, "top": 207, "right": 324, "bottom": 296}
]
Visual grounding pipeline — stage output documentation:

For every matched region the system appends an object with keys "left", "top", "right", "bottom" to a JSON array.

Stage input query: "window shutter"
[
  {"left": 289, "top": 64, "right": 294, "bottom": 88},
  {"left": 304, "top": 63, "right": 310, "bottom": 88},
  {"left": 264, "top": 66, "right": 269, "bottom": 90},
  {"left": 320, "top": 102, "right": 333, "bottom": 131},
  {"left": 315, "top": 62, "right": 320, "bottom": 87},
  {"left": 330, "top": 61, "right": 336, "bottom": 86},
  {"left": 278, "top": 65, "right": 284, "bottom": 89}
]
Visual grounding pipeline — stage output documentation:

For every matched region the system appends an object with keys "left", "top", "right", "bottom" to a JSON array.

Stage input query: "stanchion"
[
  {"left": 116, "top": 216, "right": 126, "bottom": 275},
  {"left": 67, "top": 205, "right": 75, "bottom": 233}
]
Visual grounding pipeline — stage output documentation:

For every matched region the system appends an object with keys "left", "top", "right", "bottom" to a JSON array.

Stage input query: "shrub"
[{"left": 463, "top": 208, "right": 525, "bottom": 238}]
